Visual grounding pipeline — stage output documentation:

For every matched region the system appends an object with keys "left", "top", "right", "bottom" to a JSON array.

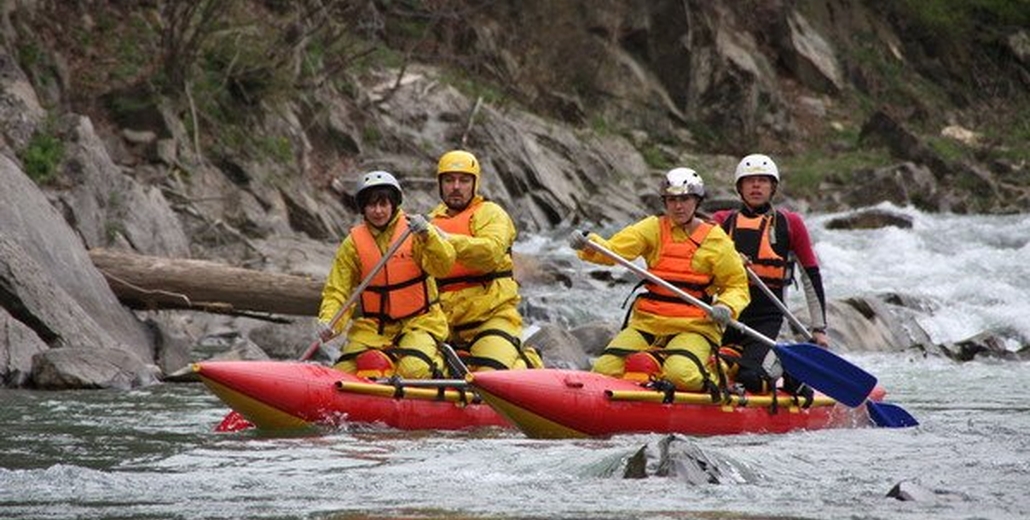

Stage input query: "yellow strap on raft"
[
  {"left": 335, "top": 380, "right": 474, "bottom": 404},
  {"left": 605, "top": 389, "right": 836, "bottom": 408}
]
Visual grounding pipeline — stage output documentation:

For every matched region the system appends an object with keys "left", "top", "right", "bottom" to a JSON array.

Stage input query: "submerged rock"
[{"left": 620, "top": 434, "right": 760, "bottom": 485}]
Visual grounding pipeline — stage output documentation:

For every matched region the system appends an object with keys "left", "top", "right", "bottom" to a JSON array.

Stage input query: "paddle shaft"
[
  {"left": 580, "top": 239, "right": 776, "bottom": 348},
  {"left": 300, "top": 226, "right": 416, "bottom": 360},
  {"left": 439, "top": 342, "right": 471, "bottom": 379},
  {"left": 744, "top": 267, "right": 814, "bottom": 342}
]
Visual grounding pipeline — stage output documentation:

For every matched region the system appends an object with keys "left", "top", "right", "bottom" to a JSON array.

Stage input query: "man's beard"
[{"left": 445, "top": 194, "right": 470, "bottom": 212}]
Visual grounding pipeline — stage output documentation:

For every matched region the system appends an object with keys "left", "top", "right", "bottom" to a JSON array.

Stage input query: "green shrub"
[{"left": 20, "top": 130, "right": 65, "bottom": 183}]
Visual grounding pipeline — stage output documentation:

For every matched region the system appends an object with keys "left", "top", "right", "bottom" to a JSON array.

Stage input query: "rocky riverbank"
[{"left": 1, "top": 2, "right": 1027, "bottom": 388}]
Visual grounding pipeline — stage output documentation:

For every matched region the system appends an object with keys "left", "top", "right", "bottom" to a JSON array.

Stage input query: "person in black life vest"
[{"left": 710, "top": 154, "right": 830, "bottom": 397}]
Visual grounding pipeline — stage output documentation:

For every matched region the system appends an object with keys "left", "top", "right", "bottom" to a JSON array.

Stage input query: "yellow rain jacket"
[
  {"left": 319, "top": 210, "right": 455, "bottom": 348},
  {"left": 428, "top": 196, "right": 520, "bottom": 328},
  {"left": 429, "top": 196, "right": 542, "bottom": 370},
  {"left": 577, "top": 215, "right": 749, "bottom": 345}
]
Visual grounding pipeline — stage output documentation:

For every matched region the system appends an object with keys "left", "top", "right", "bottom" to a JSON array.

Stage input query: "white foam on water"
[{"left": 806, "top": 203, "right": 1030, "bottom": 344}]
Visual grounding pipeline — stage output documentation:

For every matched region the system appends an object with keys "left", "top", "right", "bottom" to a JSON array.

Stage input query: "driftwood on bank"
[{"left": 88, "top": 248, "right": 323, "bottom": 319}]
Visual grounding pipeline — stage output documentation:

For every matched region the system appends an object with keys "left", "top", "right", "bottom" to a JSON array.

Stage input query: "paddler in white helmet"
[
  {"left": 317, "top": 170, "right": 455, "bottom": 380},
  {"left": 710, "top": 153, "right": 830, "bottom": 398},
  {"left": 569, "top": 167, "right": 749, "bottom": 394}
]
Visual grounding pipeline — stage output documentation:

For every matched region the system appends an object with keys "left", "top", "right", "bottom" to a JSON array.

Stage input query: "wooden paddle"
[
  {"left": 574, "top": 235, "right": 917, "bottom": 427},
  {"left": 215, "top": 225, "right": 416, "bottom": 432}
]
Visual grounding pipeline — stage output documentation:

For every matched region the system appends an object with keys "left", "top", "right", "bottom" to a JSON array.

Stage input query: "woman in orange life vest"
[
  {"left": 569, "top": 168, "right": 750, "bottom": 393},
  {"left": 427, "top": 150, "right": 543, "bottom": 371},
  {"left": 710, "top": 153, "right": 830, "bottom": 396},
  {"left": 317, "top": 171, "right": 456, "bottom": 380}
]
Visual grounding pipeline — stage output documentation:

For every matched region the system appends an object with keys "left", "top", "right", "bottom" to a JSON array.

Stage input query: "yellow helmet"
[{"left": 436, "top": 150, "right": 481, "bottom": 181}]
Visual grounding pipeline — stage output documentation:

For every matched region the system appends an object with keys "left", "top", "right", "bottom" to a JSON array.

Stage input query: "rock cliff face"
[{"left": 0, "top": 1, "right": 1026, "bottom": 388}]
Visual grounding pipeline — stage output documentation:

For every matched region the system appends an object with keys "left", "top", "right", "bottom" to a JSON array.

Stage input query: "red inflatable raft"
[
  {"left": 193, "top": 361, "right": 509, "bottom": 432},
  {"left": 470, "top": 368, "right": 886, "bottom": 438}
]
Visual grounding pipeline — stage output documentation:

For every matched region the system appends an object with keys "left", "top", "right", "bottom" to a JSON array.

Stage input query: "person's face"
[
  {"left": 439, "top": 172, "right": 476, "bottom": 211},
  {"left": 663, "top": 195, "right": 699, "bottom": 227},
  {"left": 738, "top": 175, "right": 776, "bottom": 208},
  {"left": 362, "top": 197, "right": 394, "bottom": 228}
]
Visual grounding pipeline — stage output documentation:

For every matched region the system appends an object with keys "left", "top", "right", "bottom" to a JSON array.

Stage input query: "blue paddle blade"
[
  {"left": 773, "top": 343, "right": 877, "bottom": 407},
  {"left": 868, "top": 401, "right": 919, "bottom": 428}
]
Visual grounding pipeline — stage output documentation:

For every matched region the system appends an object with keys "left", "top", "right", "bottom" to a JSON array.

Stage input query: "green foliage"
[
  {"left": 926, "top": 136, "right": 971, "bottom": 162},
  {"left": 362, "top": 126, "right": 382, "bottom": 145},
  {"left": 111, "top": 15, "right": 155, "bottom": 83},
  {"left": 16, "top": 41, "right": 43, "bottom": 71},
  {"left": 15, "top": 40, "right": 58, "bottom": 93},
  {"left": 848, "top": 31, "right": 949, "bottom": 114},
  {"left": 895, "top": 0, "right": 1030, "bottom": 40},
  {"left": 589, "top": 114, "right": 612, "bottom": 136},
  {"left": 639, "top": 144, "right": 673, "bottom": 171},
  {"left": 440, "top": 69, "right": 506, "bottom": 106},
  {"left": 19, "top": 129, "right": 65, "bottom": 183},
  {"left": 982, "top": 101, "right": 1030, "bottom": 164},
  {"left": 258, "top": 136, "right": 294, "bottom": 163},
  {"left": 105, "top": 220, "right": 128, "bottom": 244},
  {"left": 784, "top": 142, "right": 893, "bottom": 194}
]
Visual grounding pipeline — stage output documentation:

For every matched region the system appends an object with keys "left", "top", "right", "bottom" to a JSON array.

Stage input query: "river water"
[{"left": 2, "top": 205, "right": 1029, "bottom": 520}]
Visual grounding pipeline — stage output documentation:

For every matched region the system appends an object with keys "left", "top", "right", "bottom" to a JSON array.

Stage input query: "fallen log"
[{"left": 88, "top": 248, "right": 323, "bottom": 317}]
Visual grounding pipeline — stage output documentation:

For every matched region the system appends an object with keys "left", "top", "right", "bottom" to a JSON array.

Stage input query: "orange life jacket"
[
  {"left": 723, "top": 211, "right": 789, "bottom": 288},
  {"left": 635, "top": 217, "right": 714, "bottom": 318},
  {"left": 431, "top": 200, "right": 513, "bottom": 292},
  {"left": 351, "top": 220, "right": 430, "bottom": 323}
]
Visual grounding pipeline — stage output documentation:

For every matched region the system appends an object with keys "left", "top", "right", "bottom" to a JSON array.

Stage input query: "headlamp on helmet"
[
  {"left": 734, "top": 154, "right": 780, "bottom": 184},
  {"left": 661, "top": 167, "right": 706, "bottom": 198}
]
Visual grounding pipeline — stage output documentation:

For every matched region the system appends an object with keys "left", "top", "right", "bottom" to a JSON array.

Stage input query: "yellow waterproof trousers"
[
  {"left": 592, "top": 328, "right": 713, "bottom": 391},
  {"left": 450, "top": 312, "right": 542, "bottom": 371},
  {"left": 334, "top": 329, "right": 444, "bottom": 379}
]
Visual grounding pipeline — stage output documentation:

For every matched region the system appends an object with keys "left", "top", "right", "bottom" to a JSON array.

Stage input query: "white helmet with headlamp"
[{"left": 661, "top": 167, "right": 706, "bottom": 199}]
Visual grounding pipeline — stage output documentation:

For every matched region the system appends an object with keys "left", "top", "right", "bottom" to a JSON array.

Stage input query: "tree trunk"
[{"left": 88, "top": 248, "right": 323, "bottom": 317}]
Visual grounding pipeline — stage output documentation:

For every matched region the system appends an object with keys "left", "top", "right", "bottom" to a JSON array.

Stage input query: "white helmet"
[
  {"left": 661, "top": 167, "right": 705, "bottom": 198},
  {"left": 734, "top": 154, "right": 780, "bottom": 184},
  {"left": 356, "top": 170, "right": 402, "bottom": 207}
]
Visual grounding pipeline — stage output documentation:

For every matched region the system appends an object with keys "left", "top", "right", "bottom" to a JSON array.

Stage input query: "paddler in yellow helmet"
[
  {"left": 428, "top": 150, "right": 543, "bottom": 371},
  {"left": 318, "top": 170, "right": 455, "bottom": 379},
  {"left": 569, "top": 167, "right": 749, "bottom": 393}
]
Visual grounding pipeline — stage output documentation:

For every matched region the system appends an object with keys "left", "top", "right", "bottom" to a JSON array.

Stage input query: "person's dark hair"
[{"left": 357, "top": 185, "right": 401, "bottom": 210}]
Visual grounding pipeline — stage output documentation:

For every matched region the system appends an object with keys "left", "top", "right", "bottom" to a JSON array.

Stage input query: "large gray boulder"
[
  {"left": 0, "top": 48, "right": 46, "bottom": 151},
  {"left": 47, "top": 116, "right": 190, "bottom": 258},
  {"left": 0, "top": 153, "right": 155, "bottom": 387},
  {"left": 31, "top": 347, "right": 158, "bottom": 390},
  {"left": 0, "top": 306, "right": 48, "bottom": 387}
]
